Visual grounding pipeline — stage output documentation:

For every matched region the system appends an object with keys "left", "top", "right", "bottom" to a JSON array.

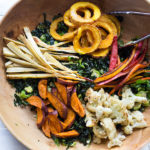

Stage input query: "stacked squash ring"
[{"left": 50, "top": 2, "right": 121, "bottom": 57}]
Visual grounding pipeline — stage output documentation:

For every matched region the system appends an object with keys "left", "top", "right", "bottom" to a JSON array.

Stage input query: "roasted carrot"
[
  {"left": 54, "top": 130, "right": 79, "bottom": 138},
  {"left": 94, "top": 47, "right": 136, "bottom": 83},
  {"left": 96, "top": 71, "right": 127, "bottom": 86},
  {"left": 110, "top": 64, "right": 148, "bottom": 94}
]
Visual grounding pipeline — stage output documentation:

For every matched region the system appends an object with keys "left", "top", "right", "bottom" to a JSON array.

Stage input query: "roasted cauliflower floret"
[
  {"left": 85, "top": 110, "right": 97, "bottom": 127},
  {"left": 93, "top": 125, "right": 107, "bottom": 139},
  {"left": 107, "top": 132, "right": 126, "bottom": 148},
  {"left": 84, "top": 87, "right": 148, "bottom": 148},
  {"left": 93, "top": 135, "right": 101, "bottom": 144}
]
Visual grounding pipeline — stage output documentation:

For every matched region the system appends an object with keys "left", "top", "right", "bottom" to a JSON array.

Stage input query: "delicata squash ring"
[
  {"left": 64, "top": 8, "right": 91, "bottom": 28},
  {"left": 70, "top": 2, "right": 101, "bottom": 25},
  {"left": 91, "top": 48, "right": 110, "bottom": 58},
  {"left": 50, "top": 17, "right": 77, "bottom": 41},
  {"left": 103, "top": 14, "right": 121, "bottom": 36},
  {"left": 73, "top": 25, "right": 101, "bottom": 54},
  {"left": 93, "top": 21, "right": 114, "bottom": 49},
  {"left": 99, "top": 15, "right": 118, "bottom": 36}
]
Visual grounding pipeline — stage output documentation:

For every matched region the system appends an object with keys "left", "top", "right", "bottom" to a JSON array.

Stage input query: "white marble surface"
[{"left": 0, "top": 0, "right": 150, "bottom": 150}]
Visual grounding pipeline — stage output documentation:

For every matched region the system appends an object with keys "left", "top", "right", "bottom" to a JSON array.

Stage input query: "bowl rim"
[{"left": 0, "top": 1, "right": 150, "bottom": 150}]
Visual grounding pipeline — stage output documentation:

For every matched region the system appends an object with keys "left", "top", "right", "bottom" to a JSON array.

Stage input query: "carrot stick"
[
  {"left": 117, "top": 56, "right": 121, "bottom": 66},
  {"left": 94, "top": 47, "right": 136, "bottom": 83},
  {"left": 109, "top": 36, "right": 118, "bottom": 71},
  {"left": 110, "top": 64, "right": 148, "bottom": 94},
  {"left": 141, "top": 77, "right": 150, "bottom": 80},
  {"left": 123, "top": 40, "right": 148, "bottom": 72},
  {"left": 96, "top": 71, "right": 127, "bottom": 86}
]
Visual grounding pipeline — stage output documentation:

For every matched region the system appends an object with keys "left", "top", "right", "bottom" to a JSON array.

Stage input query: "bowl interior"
[{"left": 0, "top": 0, "right": 150, "bottom": 149}]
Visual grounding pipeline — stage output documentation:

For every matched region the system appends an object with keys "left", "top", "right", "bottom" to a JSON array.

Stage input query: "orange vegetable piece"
[
  {"left": 55, "top": 82, "right": 67, "bottom": 105},
  {"left": 47, "top": 111, "right": 63, "bottom": 134},
  {"left": 37, "top": 108, "right": 45, "bottom": 128},
  {"left": 94, "top": 47, "right": 136, "bottom": 83},
  {"left": 47, "top": 92, "right": 68, "bottom": 119},
  {"left": 64, "top": 108, "right": 76, "bottom": 129},
  {"left": 70, "top": 2, "right": 101, "bottom": 25},
  {"left": 73, "top": 24, "right": 101, "bottom": 54},
  {"left": 71, "top": 88, "right": 85, "bottom": 117},
  {"left": 57, "top": 78, "right": 79, "bottom": 86},
  {"left": 93, "top": 20, "right": 114, "bottom": 49},
  {"left": 42, "top": 118, "right": 51, "bottom": 137},
  {"left": 54, "top": 130, "right": 79, "bottom": 138},
  {"left": 38, "top": 79, "right": 47, "bottom": 99},
  {"left": 110, "top": 64, "right": 148, "bottom": 94},
  {"left": 26, "top": 96, "right": 44, "bottom": 109}
]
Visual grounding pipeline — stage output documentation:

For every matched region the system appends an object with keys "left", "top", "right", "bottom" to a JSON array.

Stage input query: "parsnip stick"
[
  {"left": 44, "top": 52, "right": 75, "bottom": 73},
  {"left": 5, "top": 61, "right": 13, "bottom": 67},
  {"left": 3, "top": 47, "right": 17, "bottom": 57},
  {"left": 6, "top": 67, "right": 41, "bottom": 73},
  {"left": 7, "top": 73, "right": 85, "bottom": 81},
  {"left": 23, "top": 27, "right": 55, "bottom": 70},
  {"left": 3, "top": 37, "right": 24, "bottom": 46}
]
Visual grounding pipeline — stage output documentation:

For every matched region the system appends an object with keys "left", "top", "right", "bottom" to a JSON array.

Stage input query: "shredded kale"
[
  {"left": 8, "top": 79, "right": 40, "bottom": 106},
  {"left": 66, "top": 55, "right": 109, "bottom": 80}
]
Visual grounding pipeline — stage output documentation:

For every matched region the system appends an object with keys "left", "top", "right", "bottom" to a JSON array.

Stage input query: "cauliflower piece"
[
  {"left": 84, "top": 87, "right": 148, "bottom": 148},
  {"left": 101, "top": 118, "right": 117, "bottom": 140},
  {"left": 110, "top": 97, "right": 128, "bottom": 125},
  {"left": 93, "top": 135, "right": 101, "bottom": 144},
  {"left": 131, "top": 111, "right": 147, "bottom": 129},
  {"left": 93, "top": 125, "right": 107, "bottom": 139},
  {"left": 123, "top": 125, "right": 133, "bottom": 135},
  {"left": 107, "top": 132, "right": 126, "bottom": 148},
  {"left": 85, "top": 110, "right": 97, "bottom": 127},
  {"left": 95, "top": 106, "right": 112, "bottom": 120},
  {"left": 122, "top": 86, "right": 147, "bottom": 109}
]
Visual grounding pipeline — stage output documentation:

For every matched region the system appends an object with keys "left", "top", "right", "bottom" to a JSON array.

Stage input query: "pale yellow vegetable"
[
  {"left": 6, "top": 67, "right": 40, "bottom": 73},
  {"left": 3, "top": 37, "right": 24, "bottom": 46}
]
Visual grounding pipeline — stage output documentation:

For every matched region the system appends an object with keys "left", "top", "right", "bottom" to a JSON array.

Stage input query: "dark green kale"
[
  {"left": 8, "top": 79, "right": 40, "bottom": 106},
  {"left": 66, "top": 55, "right": 109, "bottom": 80}
]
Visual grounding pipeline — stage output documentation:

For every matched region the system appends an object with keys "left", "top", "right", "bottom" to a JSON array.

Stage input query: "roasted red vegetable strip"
[
  {"left": 110, "top": 64, "right": 148, "bottom": 94},
  {"left": 132, "top": 42, "right": 143, "bottom": 61},
  {"left": 109, "top": 36, "right": 118, "bottom": 71},
  {"left": 94, "top": 48, "right": 135, "bottom": 83},
  {"left": 37, "top": 108, "right": 45, "bottom": 128},
  {"left": 57, "top": 78, "right": 79, "bottom": 86},
  {"left": 130, "top": 69, "right": 150, "bottom": 79},
  {"left": 123, "top": 40, "right": 148, "bottom": 72},
  {"left": 96, "top": 71, "right": 127, "bottom": 86},
  {"left": 38, "top": 79, "right": 47, "bottom": 99},
  {"left": 141, "top": 77, "right": 150, "bottom": 80},
  {"left": 117, "top": 56, "right": 121, "bottom": 66}
]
